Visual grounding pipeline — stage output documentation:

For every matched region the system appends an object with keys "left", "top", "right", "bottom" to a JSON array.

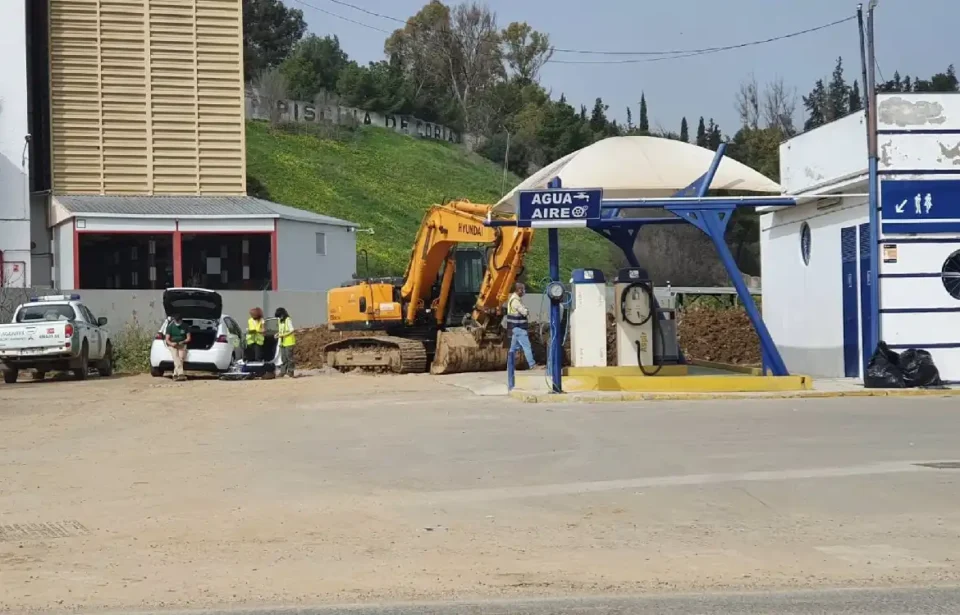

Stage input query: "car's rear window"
[{"left": 16, "top": 305, "right": 76, "bottom": 323}]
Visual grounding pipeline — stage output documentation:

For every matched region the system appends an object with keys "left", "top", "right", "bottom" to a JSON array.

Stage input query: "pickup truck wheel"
[
  {"left": 98, "top": 343, "right": 114, "bottom": 377},
  {"left": 3, "top": 369, "right": 18, "bottom": 384},
  {"left": 73, "top": 342, "right": 89, "bottom": 381},
  {"left": 150, "top": 366, "right": 164, "bottom": 378}
]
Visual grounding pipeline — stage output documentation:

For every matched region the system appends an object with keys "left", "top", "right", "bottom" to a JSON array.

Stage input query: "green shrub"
[{"left": 112, "top": 320, "right": 154, "bottom": 374}]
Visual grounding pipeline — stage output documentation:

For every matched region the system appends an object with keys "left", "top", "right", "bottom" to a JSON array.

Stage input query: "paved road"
[{"left": 130, "top": 587, "right": 960, "bottom": 614}]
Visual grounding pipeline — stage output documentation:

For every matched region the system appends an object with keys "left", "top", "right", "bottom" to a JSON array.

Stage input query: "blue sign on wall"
[
  {"left": 517, "top": 188, "right": 603, "bottom": 226},
  {"left": 881, "top": 179, "right": 960, "bottom": 220}
]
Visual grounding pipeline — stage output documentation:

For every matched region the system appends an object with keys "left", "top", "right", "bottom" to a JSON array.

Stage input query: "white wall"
[
  {"left": 779, "top": 112, "right": 867, "bottom": 194},
  {"left": 277, "top": 219, "right": 357, "bottom": 291},
  {"left": 0, "top": 0, "right": 31, "bottom": 287},
  {"left": 876, "top": 93, "right": 960, "bottom": 380},
  {"left": 761, "top": 197, "right": 869, "bottom": 377},
  {"left": 53, "top": 221, "right": 74, "bottom": 290}
]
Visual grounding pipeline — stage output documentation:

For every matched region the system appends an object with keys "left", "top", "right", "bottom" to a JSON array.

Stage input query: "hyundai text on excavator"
[{"left": 324, "top": 200, "right": 533, "bottom": 374}]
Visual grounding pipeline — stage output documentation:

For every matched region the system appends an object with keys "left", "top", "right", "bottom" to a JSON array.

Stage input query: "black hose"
[{"left": 620, "top": 281, "right": 664, "bottom": 376}]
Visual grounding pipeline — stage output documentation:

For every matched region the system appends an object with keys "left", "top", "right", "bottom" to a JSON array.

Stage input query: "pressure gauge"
[{"left": 546, "top": 281, "right": 565, "bottom": 303}]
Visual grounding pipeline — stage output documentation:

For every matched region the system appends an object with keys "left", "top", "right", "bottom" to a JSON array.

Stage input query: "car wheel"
[
  {"left": 73, "top": 342, "right": 89, "bottom": 381},
  {"left": 32, "top": 371, "right": 46, "bottom": 381},
  {"left": 150, "top": 366, "right": 164, "bottom": 378},
  {"left": 98, "top": 343, "right": 114, "bottom": 377},
  {"left": 3, "top": 369, "right": 18, "bottom": 384}
]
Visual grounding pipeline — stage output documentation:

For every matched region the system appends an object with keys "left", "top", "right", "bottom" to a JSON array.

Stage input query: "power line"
[
  {"left": 319, "top": 0, "right": 406, "bottom": 24},
  {"left": 551, "top": 15, "right": 856, "bottom": 56},
  {"left": 548, "top": 16, "right": 858, "bottom": 64},
  {"left": 289, "top": 0, "right": 855, "bottom": 66},
  {"left": 289, "top": 0, "right": 392, "bottom": 33}
]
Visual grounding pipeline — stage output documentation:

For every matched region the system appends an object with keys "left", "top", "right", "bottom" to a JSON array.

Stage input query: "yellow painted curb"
[
  {"left": 509, "top": 387, "right": 960, "bottom": 403},
  {"left": 541, "top": 374, "right": 812, "bottom": 393},
  {"left": 689, "top": 359, "right": 763, "bottom": 376},
  {"left": 564, "top": 366, "right": 689, "bottom": 377}
]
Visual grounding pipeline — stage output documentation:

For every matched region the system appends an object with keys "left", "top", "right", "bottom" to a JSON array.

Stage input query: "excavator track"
[{"left": 323, "top": 336, "right": 428, "bottom": 374}]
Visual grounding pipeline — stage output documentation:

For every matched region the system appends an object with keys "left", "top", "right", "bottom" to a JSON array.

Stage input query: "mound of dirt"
[
  {"left": 677, "top": 307, "right": 761, "bottom": 366},
  {"left": 296, "top": 307, "right": 761, "bottom": 372},
  {"left": 293, "top": 327, "right": 375, "bottom": 369}
]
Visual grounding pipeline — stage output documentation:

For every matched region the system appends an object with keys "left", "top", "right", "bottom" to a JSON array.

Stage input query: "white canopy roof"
[{"left": 493, "top": 136, "right": 783, "bottom": 215}]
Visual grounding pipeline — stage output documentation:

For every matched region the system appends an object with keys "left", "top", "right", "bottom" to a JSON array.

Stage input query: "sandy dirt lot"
[{"left": 1, "top": 372, "right": 959, "bottom": 612}]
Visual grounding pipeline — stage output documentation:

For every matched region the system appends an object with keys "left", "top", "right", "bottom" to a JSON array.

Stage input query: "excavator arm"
[{"left": 397, "top": 200, "right": 532, "bottom": 329}]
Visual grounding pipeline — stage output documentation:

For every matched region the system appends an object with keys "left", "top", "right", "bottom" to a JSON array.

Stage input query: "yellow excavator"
[{"left": 324, "top": 200, "right": 533, "bottom": 374}]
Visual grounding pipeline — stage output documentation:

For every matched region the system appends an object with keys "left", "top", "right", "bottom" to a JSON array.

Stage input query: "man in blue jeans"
[{"left": 506, "top": 282, "right": 538, "bottom": 369}]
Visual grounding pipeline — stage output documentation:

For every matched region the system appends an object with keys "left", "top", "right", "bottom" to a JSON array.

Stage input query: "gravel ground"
[{"left": 1, "top": 373, "right": 959, "bottom": 612}]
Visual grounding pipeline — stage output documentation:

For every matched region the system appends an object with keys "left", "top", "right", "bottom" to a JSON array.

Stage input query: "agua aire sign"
[{"left": 517, "top": 188, "right": 604, "bottom": 226}]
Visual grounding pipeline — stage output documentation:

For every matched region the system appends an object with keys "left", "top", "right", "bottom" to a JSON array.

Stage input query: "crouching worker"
[
  {"left": 275, "top": 307, "right": 296, "bottom": 377},
  {"left": 165, "top": 313, "right": 191, "bottom": 382},
  {"left": 506, "top": 282, "right": 538, "bottom": 370},
  {"left": 246, "top": 307, "right": 265, "bottom": 361}
]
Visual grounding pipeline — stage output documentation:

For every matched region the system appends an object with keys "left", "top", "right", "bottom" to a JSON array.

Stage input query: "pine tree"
[
  {"left": 638, "top": 93, "right": 649, "bottom": 133},
  {"left": 679, "top": 117, "right": 689, "bottom": 142},
  {"left": 848, "top": 79, "right": 862, "bottom": 113},
  {"left": 802, "top": 79, "right": 827, "bottom": 130},
  {"left": 696, "top": 116, "right": 707, "bottom": 147},
  {"left": 826, "top": 56, "right": 849, "bottom": 121},
  {"left": 626, "top": 107, "right": 633, "bottom": 132},
  {"left": 590, "top": 97, "right": 609, "bottom": 134},
  {"left": 706, "top": 118, "right": 722, "bottom": 150}
]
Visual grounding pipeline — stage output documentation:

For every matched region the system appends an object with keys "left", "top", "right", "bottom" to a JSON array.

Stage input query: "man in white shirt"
[{"left": 505, "top": 282, "right": 537, "bottom": 369}]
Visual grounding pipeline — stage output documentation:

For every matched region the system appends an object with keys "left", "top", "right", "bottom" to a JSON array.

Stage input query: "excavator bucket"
[{"left": 430, "top": 327, "right": 510, "bottom": 375}]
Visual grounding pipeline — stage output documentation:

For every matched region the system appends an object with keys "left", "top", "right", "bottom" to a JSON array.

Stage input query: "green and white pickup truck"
[{"left": 0, "top": 294, "right": 113, "bottom": 383}]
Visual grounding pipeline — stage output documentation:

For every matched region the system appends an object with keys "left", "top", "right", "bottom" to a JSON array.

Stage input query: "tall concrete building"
[{"left": 0, "top": 0, "right": 357, "bottom": 292}]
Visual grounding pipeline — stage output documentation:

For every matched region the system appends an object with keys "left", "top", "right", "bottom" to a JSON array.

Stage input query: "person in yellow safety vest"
[
  {"left": 246, "top": 307, "right": 265, "bottom": 362},
  {"left": 506, "top": 282, "right": 538, "bottom": 370},
  {"left": 275, "top": 307, "right": 296, "bottom": 377}
]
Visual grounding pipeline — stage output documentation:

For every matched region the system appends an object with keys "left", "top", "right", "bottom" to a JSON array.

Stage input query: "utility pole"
[
  {"left": 501, "top": 130, "right": 511, "bottom": 197},
  {"left": 861, "top": 1, "right": 881, "bottom": 367}
]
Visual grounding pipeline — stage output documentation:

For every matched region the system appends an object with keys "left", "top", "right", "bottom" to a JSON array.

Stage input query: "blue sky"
[{"left": 289, "top": 0, "right": 960, "bottom": 135}]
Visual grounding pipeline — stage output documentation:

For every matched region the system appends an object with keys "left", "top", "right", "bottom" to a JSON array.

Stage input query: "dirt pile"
[
  {"left": 528, "top": 323, "right": 571, "bottom": 368},
  {"left": 678, "top": 307, "right": 761, "bottom": 366},
  {"left": 294, "top": 327, "right": 375, "bottom": 369}
]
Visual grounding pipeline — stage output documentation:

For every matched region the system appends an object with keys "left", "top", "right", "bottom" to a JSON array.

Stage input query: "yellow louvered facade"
[{"left": 49, "top": 0, "right": 245, "bottom": 196}]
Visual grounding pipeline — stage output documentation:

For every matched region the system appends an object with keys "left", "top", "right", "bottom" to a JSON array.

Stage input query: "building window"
[
  {"left": 800, "top": 222, "right": 811, "bottom": 266},
  {"left": 941, "top": 250, "right": 960, "bottom": 299},
  {"left": 316, "top": 232, "right": 327, "bottom": 255}
]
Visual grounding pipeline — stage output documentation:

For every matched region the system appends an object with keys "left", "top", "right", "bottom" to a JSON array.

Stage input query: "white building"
[
  {"left": 761, "top": 92, "right": 960, "bottom": 380},
  {"left": 0, "top": 0, "right": 358, "bottom": 293}
]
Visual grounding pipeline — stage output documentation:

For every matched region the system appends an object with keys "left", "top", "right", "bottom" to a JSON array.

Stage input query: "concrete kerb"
[{"left": 510, "top": 387, "right": 960, "bottom": 403}]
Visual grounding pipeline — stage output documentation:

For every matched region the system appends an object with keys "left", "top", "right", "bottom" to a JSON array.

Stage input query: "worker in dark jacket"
[{"left": 165, "top": 313, "right": 191, "bottom": 382}]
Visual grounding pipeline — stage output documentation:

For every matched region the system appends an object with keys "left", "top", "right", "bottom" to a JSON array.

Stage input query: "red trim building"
[{"left": 50, "top": 195, "right": 358, "bottom": 292}]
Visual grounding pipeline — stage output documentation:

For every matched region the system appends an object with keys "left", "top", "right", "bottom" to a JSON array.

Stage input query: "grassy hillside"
[{"left": 245, "top": 121, "right": 617, "bottom": 289}]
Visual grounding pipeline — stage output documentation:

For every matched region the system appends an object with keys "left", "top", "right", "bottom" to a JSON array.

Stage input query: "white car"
[
  {"left": 149, "top": 288, "right": 244, "bottom": 377},
  {"left": 149, "top": 288, "right": 283, "bottom": 378}
]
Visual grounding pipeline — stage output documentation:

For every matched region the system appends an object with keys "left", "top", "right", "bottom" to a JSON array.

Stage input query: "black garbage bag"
[
  {"left": 864, "top": 341, "right": 906, "bottom": 388},
  {"left": 899, "top": 348, "right": 944, "bottom": 388}
]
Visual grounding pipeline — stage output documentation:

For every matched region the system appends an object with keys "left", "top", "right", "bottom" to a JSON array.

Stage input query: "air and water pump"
[{"left": 614, "top": 268, "right": 665, "bottom": 376}]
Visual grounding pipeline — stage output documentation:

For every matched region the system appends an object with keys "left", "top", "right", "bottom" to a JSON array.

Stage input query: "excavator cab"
[{"left": 443, "top": 248, "right": 486, "bottom": 326}]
